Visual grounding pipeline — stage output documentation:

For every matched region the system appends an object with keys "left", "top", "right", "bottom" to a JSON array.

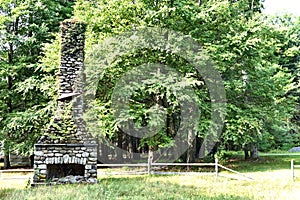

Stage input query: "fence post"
[
  {"left": 215, "top": 158, "right": 218, "bottom": 177},
  {"left": 291, "top": 159, "right": 294, "bottom": 181},
  {"left": 148, "top": 151, "right": 153, "bottom": 175}
]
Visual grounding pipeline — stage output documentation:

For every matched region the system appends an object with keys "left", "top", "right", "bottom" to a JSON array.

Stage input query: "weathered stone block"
[
  {"left": 89, "top": 169, "right": 97, "bottom": 174},
  {"left": 35, "top": 151, "right": 44, "bottom": 156},
  {"left": 82, "top": 152, "right": 89, "bottom": 157},
  {"left": 76, "top": 154, "right": 82, "bottom": 158},
  {"left": 90, "top": 152, "right": 97, "bottom": 158},
  {"left": 38, "top": 164, "right": 46, "bottom": 169},
  {"left": 85, "top": 165, "right": 92, "bottom": 170}
]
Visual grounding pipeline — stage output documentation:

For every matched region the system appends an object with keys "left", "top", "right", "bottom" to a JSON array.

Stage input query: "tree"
[
  {"left": 1, "top": 0, "right": 294, "bottom": 164},
  {"left": 193, "top": 1, "right": 296, "bottom": 159},
  {"left": 75, "top": 0, "right": 212, "bottom": 162},
  {"left": 264, "top": 14, "right": 300, "bottom": 150},
  {"left": 0, "top": 0, "right": 74, "bottom": 168},
  {"left": 71, "top": 0, "right": 298, "bottom": 162}
]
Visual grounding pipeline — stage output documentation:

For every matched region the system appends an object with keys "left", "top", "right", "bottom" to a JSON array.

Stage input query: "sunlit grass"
[
  {"left": 0, "top": 172, "right": 32, "bottom": 189},
  {"left": 1, "top": 155, "right": 300, "bottom": 199},
  {"left": 0, "top": 171, "right": 299, "bottom": 200}
]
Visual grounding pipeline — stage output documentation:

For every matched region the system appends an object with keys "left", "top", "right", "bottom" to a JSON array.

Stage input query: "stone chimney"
[
  {"left": 58, "top": 19, "right": 85, "bottom": 117},
  {"left": 32, "top": 19, "right": 98, "bottom": 185}
]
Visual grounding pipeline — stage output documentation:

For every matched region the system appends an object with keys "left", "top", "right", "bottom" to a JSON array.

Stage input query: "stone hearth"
[{"left": 32, "top": 19, "right": 97, "bottom": 185}]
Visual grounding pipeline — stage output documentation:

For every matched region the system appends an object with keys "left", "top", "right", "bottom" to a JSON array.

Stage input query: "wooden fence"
[
  {"left": 291, "top": 159, "right": 300, "bottom": 181},
  {"left": 97, "top": 158, "right": 253, "bottom": 180},
  {"left": 0, "top": 160, "right": 253, "bottom": 181}
]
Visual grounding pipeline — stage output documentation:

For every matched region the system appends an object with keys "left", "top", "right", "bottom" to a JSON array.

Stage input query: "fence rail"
[
  {"left": 97, "top": 163, "right": 148, "bottom": 167},
  {"left": 97, "top": 158, "right": 253, "bottom": 180},
  {"left": 0, "top": 161, "right": 252, "bottom": 180},
  {"left": 291, "top": 159, "right": 300, "bottom": 181}
]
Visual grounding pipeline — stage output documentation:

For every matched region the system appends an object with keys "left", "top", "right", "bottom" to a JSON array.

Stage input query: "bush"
[
  {"left": 202, "top": 155, "right": 215, "bottom": 163},
  {"left": 215, "top": 150, "right": 234, "bottom": 161}
]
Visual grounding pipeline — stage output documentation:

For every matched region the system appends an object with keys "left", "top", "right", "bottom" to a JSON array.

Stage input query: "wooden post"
[
  {"left": 291, "top": 159, "right": 294, "bottom": 181},
  {"left": 148, "top": 151, "right": 153, "bottom": 175},
  {"left": 215, "top": 158, "right": 218, "bottom": 177}
]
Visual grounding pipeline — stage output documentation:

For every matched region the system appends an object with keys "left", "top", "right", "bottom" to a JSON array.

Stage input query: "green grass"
[
  {"left": 223, "top": 153, "right": 300, "bottom": 172},
  {"left": 1, "top": 172, "right": 299, "bottom": 200},
  {"left": 1, "top": 154, "right": 300, "bottom": 199},
  {"left": 1, "top": 176, "right": 248, "bottom": 200}
]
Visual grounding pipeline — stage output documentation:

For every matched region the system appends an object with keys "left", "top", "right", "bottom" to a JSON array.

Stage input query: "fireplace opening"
[{"left": 47, "top": 164, "right": 85, "bottom": 179}]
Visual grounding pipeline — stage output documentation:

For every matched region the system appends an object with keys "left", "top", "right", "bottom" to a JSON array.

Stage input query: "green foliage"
[
  {"left": 50, "top": 103, "right": 76, "bottom": 137},
  {"left": 215, "top": 149, "right": 235, "bottom": 161},
  {"left": 75, "top": 0, "right": 299, "bottom": 157},
  {"left": 1, "top": 0, "right": 299, "bottom": 157},
  {"left": 0, "top": 0, "right": 74, "bottom": 155},
  {"left": 1, "top": 104, "right": 54, "bottom": 154},
  {"left": 202, "top": 155, "right": 215, "bottom": 163},
  {"left": 193, "top": 3, "right": 298, "bottom": 151}
]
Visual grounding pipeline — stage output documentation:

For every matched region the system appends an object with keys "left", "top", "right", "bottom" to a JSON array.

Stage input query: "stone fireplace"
[{"left": 33, "top": 19, "right": 97, "bottom": 185}]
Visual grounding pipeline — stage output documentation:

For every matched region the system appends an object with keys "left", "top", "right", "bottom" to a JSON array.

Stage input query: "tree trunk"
[
  {"left": 131, "top": 136, "right": 140, "bottom": 160},
  {"left": 243, "top": 145, "right": 250, "bottom": 160},
  {"left": 3, "top": 141, "right": 10, "bottom": 169},
  {"left": 208, "top": 142, "right": 219, "bottom": 158},
  {"left": 4, "top": 155, "right": 10, "bottom": 169},
  {"left": 97, "top": 137, "right": 108, "bottom": 163},
  {"left": 124, "top": 135, "right": 129, "bottom": 153},
  {"left": 4, "top": 76, "right": 12, "bottom": 168},
  {"left": 186, "top": 129, "right": 196, "bottom": 163},
  {"left": 195, "top": 137, "right": 204, "bottom": 158},
  {"left": 100, "top": 143, "right": 109, "bottom": 162},
  {"left": 116, "top": 130, "right": 123, "bottom": 161},
  {"left": 199, "top": 140, "right": 206, "bottom": 159},
  {"left": 4, "top": 30, "right": 15, "bottom": 169},
  {"left": 250, "top": 144, "right": 259, "bottom": 159}
]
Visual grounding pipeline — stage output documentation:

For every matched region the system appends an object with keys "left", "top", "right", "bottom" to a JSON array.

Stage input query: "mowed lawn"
[{"left": 1, "top": 154, "right": 300, "bottom": 200}]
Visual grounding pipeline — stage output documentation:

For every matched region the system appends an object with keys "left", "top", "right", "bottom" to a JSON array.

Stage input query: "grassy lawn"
[
  {"left": 1, "top": 154, "right": 300, "bottom": 199},
  {"left": 224, "top": 152, "right": 300, "bottom": 172}
]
